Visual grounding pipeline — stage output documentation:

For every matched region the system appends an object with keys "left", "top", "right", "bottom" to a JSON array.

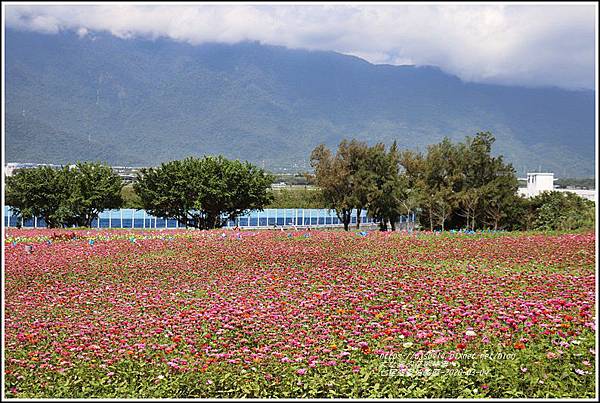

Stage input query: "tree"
[
  {"left": 5, "top": 162, "right": 123, "bottom": 228},
  {"left": 420, "top": 138, "right": 461, "bottom": 230},
  {"left": 366, "top": 142, "right": 408, "bottom": 231},
  {"left": 345, "top": 140, "right": 371, "bottom": 229},
  {"left": 310, "top": 143, "right": 356, "bottom": 231},
  {"left": 529, "top": 191, "right": 595, "bottom": 231},
  {"left": 6, "top": 165, "right": 70, "bottom": 228},
  {"left": 134, "top": 156, "right": 273, "bottom": 229},
  {"left": 397, "top": 132, "right": 519, "bottom": 231},
  {"left": 431, "top": 186, "right": 457, "bottom": 231},
  {"left": 399, "top": 150, "right": 427, "bottom": 229},
  {"left": 478, "top": 156, "right": 519, "bottom": 230},
  {"left": 461, "top": 133, "right": 518, "bottom": 230},
  {"left": 456, "top": 188, "right": 480, "bottom": 230},
  {"left": 134, "top": 159, "right": 195, "bottom": 227},
  {"left": 64, "top": 162, "right": 124, "bottom": 227}
]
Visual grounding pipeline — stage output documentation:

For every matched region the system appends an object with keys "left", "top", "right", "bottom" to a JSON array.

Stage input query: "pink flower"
[{"left": 296, "top": 368, "right": 307, "bottom": 375}]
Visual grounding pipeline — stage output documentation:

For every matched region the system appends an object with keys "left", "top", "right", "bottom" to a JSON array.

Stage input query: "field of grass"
[{"left": 3, "top": 229, "right": 596, "bottom": 398}]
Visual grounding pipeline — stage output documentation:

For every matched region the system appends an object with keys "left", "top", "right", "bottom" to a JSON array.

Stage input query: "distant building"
[
  {"left": 3, "top": 162, "right": 144, "bottom": 184},
  {"left": 4, "top": 162, "right": 62, "bottom": 177},
  {"left": 4, "top": 163, "right": 19, "bottom": 177},
  {"left": 518, "top": 172, "right": 595, "bottom": 202}
]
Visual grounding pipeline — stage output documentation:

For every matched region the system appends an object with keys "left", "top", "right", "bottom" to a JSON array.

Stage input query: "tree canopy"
[
  {"left": 6, "top": 162, "right": 123, "bottom": 228},
  {"left": 310, "top": 140, "right": 409, "bottom": 231},
  {"left": 133, "top": 156, "right": 273, "bottom": 229},
  {"left": 311, "top": 132, "right": 529, "bottom": 231}
]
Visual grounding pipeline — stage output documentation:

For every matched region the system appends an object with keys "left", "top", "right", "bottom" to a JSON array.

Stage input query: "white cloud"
[{"left": 4, "top": 3, "right": 597, "bottom": 89}]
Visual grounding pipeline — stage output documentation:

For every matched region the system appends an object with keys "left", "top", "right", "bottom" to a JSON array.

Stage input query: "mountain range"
[{"left": 5, "top": 28, "right": 596, "bottom": 177}]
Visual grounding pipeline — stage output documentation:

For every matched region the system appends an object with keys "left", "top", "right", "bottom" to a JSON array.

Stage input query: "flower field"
[{"left": 3, "top": 229, "right": 597, "bottom": 398}]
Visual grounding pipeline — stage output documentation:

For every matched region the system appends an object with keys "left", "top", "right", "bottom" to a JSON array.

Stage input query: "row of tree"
[
  {"left": 310, "top": 140, "right": 406, "bottom": 231},
  {"left": 6, "top": 162, "right": 123, "bottom": 228},
  {"left": 400, "top": 132, "right": 519, "bottom": 231},
  {"left": 310, "top": 132, "right": 594, "bottom": 231},
  {"left": 6, "top": 135, "right": 594, "bottom": 231},
  {"left": 6, "top": 157, "right": 273, "bottom": 229}
]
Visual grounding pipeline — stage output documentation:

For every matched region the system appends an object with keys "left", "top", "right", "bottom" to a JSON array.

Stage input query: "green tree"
[
  {"left": 310, "top": 143, "right": 355, "bottom": 231},
  {"left": 64, "top": 162, "right": 124, "bottom": 227},
  {"left": 134, "top": 156, "right": 273, "bottom": 229},
  {"left": 345, "top": 140, "right": 372, "bottom": 229},
  {"left": 529, "top": 191, "right": 595, "bottom": 231},
  {"left": 421, "top": 138, "right": 461, "bottom": 230},
  {"left": 461, "top": 133, "right": 518, "bottom": 230},
  {"left": 266, "top": 188, "right": 325, "bottom": 209},
  {"left": 6, "top": 165, "right": 70, "bottom": 228},
  {"left": 398, "top": 132, "right": 518, "bottom": 231},
  {"left": 456, "top": 188, "right": 480, "bottom": 230},
  {"left": 5, "top": 162, "right": 123, "bottom": 228},
  {"left": 366, "top": 142, "right": 408, "bottom": 231},
  {"left": 399, "top": 150, "right": 427, "bottom": 228}
]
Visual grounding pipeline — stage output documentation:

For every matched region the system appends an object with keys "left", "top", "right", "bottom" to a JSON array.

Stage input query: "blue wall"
[{"left": 3, "top": 206, "right": 415, "bottom": 229}]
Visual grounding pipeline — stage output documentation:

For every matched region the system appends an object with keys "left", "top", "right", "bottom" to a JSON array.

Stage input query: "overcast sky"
[{"left": 4, "top": 3, "right": 597, "bottom": 89}]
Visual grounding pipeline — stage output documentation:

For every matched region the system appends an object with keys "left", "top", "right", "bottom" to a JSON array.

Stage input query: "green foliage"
[
  {"left": 528, "top": 191, "right": 595, "bottom": 231},
  {"left": 364, "top": 142, "right": 408, "bottom": 231},
  {"left": 6, "top": 165, "right": 70, "bottom": 228},
  {"left": 310, "top": 143, "right": 355, "bottom": 231},
  {"left": 63, "top": 162, "right": 124, "bottom": 227},
  {"left": 311, "top": 140, "right": 412, "bottom": 231},
  {"left": 266, "top": 187, "right": 325, "bottom": 209},
  {"left": 133, "top": 156, "right": 274, "bottom": 229},
  {"left": 5, "top": 162, "right": 123, "bottom": 228},
  {"left": 121, "top": 185, "right": 144, "bottom": 209},
  {"left": 311, "top": 133, "right": 523, "bottom": 232},
  {"left": 399, "top": 132, "right": 519, "bottom": 231}
]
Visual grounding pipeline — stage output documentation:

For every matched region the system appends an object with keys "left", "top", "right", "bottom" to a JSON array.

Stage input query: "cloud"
[{"left": 4, "top": 3, "right": 596, "bottom": 89}]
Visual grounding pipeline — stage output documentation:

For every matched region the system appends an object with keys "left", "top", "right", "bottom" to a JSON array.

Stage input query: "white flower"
[
  {"left": 465, "top": 330, "right": 477, "bottom": 337},
  {"left": 403, "top": 342, "right": 414, "bottom": 348}
]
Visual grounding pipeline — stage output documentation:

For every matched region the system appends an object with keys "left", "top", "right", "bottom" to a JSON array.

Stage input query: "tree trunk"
[
  {"left": 356, "top": 209, "right": 361, "bottom": 229},
  {"left": 44, "top": 215, "right": 55, "bottom": 229},
  {"left": 390, "top": 220, "right": 396, "bottom": 231},
  {"left": 379, "top": 219, "right": 388, "bottom": 232}
]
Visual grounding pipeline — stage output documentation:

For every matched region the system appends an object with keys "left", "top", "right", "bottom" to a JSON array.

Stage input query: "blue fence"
[{"left": 3, "top": 206, "right": 415, "bottom": 229}]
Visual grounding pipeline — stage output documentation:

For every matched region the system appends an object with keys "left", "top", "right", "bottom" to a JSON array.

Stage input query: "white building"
[
  {"left": 4, "top": 163, "right": 19, "bottom": 177},
  {"left": 518, "top": 172, "right": 596, "bottom": 202}
]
